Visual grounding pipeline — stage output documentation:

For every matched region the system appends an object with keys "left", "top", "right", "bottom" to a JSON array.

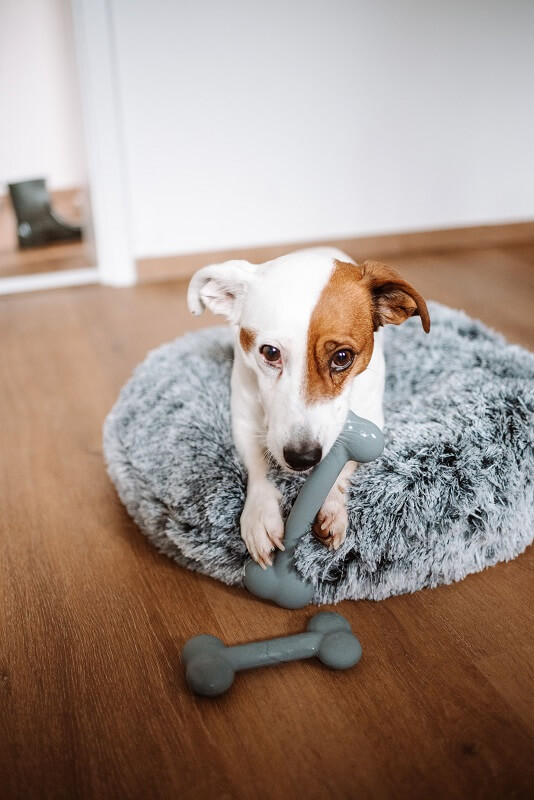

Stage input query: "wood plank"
[
  {"left": 387, "top": 247, "right": 534, "bottom": 349},
  {"left": 137, "top": 221, "right": 534, "bottom": 284},
  {"left": 477, "top": 645, "right": 534, "bottom": 732}
]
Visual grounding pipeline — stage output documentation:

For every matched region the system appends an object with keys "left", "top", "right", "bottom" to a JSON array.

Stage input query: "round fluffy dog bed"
[{"left": 103, "top": 302, "right": 534, "bottom": 604}]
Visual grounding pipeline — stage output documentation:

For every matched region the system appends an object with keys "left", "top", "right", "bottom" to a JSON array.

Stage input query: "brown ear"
[{"left": 359, "top": 260, "right": 430, "bottom": 333}]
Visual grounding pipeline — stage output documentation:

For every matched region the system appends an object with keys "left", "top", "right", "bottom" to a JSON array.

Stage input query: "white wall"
[
  {"left": 0, "top": 0, "right": 86, "bottom": 192},
  {"left": 112, "top": 0, "right": 534, "bottom": 259}
]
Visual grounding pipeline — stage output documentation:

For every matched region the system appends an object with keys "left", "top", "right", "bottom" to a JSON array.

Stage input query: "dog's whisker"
[
  {"left": 250, "top": 433, "right": 268, "bottom": 446},
  {"left": 363, "top": 365, "right": 385, "bottom": 378}
]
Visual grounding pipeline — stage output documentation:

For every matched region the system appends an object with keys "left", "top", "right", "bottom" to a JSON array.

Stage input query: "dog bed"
[{"left": 103, "top": 302, "right": 534, "bottom": 604}]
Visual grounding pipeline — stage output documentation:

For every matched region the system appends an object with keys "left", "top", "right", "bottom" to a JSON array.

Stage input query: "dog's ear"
[
  {"left": 359, "top": 260, "right": 430, "bottom": 333},
  {"left": 187, "top": 260, "right": 256, "bottom": 324}
]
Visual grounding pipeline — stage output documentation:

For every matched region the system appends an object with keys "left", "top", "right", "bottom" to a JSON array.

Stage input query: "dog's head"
[{"left": 188, "top": 248, "right": 429, "bottom": 472}]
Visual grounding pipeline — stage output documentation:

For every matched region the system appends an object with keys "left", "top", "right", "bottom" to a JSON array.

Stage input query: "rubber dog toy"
[
  {"left": 182, "top": 611, "right": 362, "bottom": 697},
  {"left": 243, "top": 411, "right": 384, "bottom": 608}
]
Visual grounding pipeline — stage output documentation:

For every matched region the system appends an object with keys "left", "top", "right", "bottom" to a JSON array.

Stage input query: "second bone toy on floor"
[{"left": 183, "top": 612, "right": 362, "bottom": 697}]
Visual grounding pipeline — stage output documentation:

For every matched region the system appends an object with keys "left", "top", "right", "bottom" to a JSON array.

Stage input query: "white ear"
[{"left": 187, "top": 260, "right": 255, "bottom": 324}]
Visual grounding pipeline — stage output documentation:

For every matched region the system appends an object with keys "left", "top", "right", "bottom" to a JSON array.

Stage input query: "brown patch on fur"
[
  {"left": 305, "top": 259, "right": 430, "bottom": 404},
  {"left": 305, "top": 261, "right": 375, "bottom": 404},
  {"left": 239, "top": 327, "right": 256, "bottom": 353}
]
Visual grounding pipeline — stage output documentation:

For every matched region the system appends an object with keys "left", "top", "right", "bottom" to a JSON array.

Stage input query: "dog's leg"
[
  {"left": 231, "top": 355, "right": 285, "bottom": 568},
  {"left": 312, "top": 461, "right": 356, "bottom": 550}
]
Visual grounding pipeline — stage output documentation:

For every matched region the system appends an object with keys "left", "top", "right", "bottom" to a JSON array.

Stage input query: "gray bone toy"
[
  {"left": 182, "top": 611, "right": 362, "bottom": 697},
  {"left": 243, "top": 411, "right": 385, "bottom": 608}
]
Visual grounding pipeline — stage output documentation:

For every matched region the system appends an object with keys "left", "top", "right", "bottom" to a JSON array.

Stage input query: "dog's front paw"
[
  {"left": 312, "top": 484, "right": 349, "bottom": 551},
  {"left": 240, "top": 481, "right": 285, "bottom": 568}
]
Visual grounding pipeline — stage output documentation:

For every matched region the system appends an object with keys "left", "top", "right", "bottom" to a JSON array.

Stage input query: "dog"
[{"left": 188, "top": 247, "right": 430, "bottom": 567}]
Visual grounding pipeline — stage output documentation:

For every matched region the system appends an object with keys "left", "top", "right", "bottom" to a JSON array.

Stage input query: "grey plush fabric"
[{"left": 103, "top": 302, "right": 534, "bottom": 604}]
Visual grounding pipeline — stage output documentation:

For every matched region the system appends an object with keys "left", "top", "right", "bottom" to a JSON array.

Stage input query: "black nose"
[{"left": 283, "top": 444, "right": 323, "bottom": 471}]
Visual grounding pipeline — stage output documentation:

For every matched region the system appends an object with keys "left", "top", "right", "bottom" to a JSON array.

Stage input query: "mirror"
[{"left": 0, "top": 0, "right": 94, "bottom": 283}]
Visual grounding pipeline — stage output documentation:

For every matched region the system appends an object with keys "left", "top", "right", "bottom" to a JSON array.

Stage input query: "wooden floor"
[{"left": 1, "top": 241, "right": 533, "bottom": 800}]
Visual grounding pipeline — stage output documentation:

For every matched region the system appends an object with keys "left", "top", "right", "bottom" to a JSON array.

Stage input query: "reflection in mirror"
[{"left": 0, "top": 0, "right": 93, "bottom": 282}]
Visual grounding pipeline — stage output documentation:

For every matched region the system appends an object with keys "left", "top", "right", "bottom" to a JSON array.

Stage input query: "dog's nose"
[{"left": 283, "top": 444, "right": 323, "bottom": 471}]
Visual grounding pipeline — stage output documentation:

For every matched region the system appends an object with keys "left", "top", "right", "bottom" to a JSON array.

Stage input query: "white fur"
[{"left": 188, "top": 247, "right": 385, "bottom": 566}]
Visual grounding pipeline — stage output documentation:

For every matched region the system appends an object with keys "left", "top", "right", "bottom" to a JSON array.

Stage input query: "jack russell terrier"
[{"left": 188, "top": 248, "right": 430, "bottom": 568}]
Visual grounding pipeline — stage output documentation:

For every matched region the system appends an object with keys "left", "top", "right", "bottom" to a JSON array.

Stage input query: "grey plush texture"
[{"left": 103, "top": 302, "right": 534, "bottom": 604}]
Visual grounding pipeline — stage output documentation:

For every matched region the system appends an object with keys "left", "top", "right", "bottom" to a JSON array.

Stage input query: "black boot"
[{"left": 8, "top": 178, "right": 83, "bottom": 249}]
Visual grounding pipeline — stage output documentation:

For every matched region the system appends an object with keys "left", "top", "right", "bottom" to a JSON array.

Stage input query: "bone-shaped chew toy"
[
  {"left": 182, "top": 611, "right": 362, "bottom": 696},
  {"left": 243, "top": 411, "right": 385, "bottom": 608}
]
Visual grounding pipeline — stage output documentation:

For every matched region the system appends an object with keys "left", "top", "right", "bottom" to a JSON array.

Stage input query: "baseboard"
[{"left": 136, "top": 220, "right": 534, "bottom": 284}]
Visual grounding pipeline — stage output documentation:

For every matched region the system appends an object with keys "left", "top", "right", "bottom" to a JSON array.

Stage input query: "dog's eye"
[
  {"left": 330, "top": 349, "right": 354, "bottom": 372},
  {"left": 260, "top": 344, "right": 281, "bottom": 364}
]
